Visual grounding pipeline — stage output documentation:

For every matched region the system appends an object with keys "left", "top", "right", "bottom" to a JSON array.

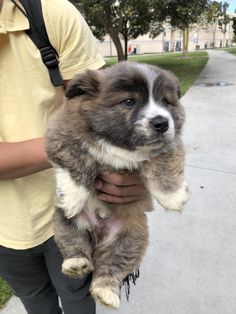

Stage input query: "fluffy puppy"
[{"left": 45, "top": 61, "right": 189, "bottom": 309}]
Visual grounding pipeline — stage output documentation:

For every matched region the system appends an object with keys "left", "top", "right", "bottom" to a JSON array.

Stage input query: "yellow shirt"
[{"left": 0, "top": 0, "right": 105, "bottom": 249}]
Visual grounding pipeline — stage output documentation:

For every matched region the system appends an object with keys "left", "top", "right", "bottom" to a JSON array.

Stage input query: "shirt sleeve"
[{"left": 42, "top": 0, "right": 105, "bottom": 80}]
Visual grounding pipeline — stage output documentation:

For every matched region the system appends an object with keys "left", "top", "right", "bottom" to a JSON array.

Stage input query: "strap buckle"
[{"left": 40, "top": 46, "right": 59, "bottom": 68}]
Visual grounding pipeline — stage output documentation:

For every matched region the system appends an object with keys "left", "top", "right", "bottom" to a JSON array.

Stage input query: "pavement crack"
[{"left": 186, "top": 164, "right": 236, "bottom": 175}]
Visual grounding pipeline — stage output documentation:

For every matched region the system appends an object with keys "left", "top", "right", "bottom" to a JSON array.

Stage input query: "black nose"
[{"left": 150, "top": 116, "right": 169, "bottom": 133}]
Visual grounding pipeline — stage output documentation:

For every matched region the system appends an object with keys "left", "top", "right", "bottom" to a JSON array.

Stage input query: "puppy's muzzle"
[{"left": 150, "top": 116, "right": 169, "bottom": 134}]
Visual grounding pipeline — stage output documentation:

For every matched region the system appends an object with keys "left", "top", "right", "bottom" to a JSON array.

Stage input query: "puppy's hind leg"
[
  {"left": 90, "top": 214, "right": 149, "bottom": 309},
  {"left": 53, "top": 208, "right": 94, "bottom": 278}
]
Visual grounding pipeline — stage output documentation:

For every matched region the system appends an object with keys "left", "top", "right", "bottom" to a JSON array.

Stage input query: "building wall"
[{"left": 96, "top": 15, "right": 236, "bottom": 57}]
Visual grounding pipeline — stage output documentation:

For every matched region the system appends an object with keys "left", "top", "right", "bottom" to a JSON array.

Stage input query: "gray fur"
[{"left": 45, "top": 61, "right": 189, "bottom": 309}]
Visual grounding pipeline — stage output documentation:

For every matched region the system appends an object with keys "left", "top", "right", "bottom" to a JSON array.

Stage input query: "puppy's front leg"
[
  {"left": 144, "top": 144, "right": 189, "bottom": 211},
  {"left": 55, "top": 167, "right": 91, "bottom": 219}
]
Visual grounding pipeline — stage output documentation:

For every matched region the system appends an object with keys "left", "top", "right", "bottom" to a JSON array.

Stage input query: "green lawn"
[
  {"left": 0, "top": 278, "right": 12, "bottom": 309},
  {"left": 105, "top": 51, "right": 209, "bottom": 95},
  {"left": 222, "top": 47, "right": 236, "bottom": 56}
]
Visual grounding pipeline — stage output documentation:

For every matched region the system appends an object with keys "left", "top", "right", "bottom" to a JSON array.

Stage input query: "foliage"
[
  {"left": 70, "top": 0, "right": 155, "bottom": 61},
  {"left": 200, "top": 1, "right": 223, "bottom": 25},
  {"left": 233, "top": 17, "right": 236, "bottom": 39},
  {"left": 217, "top": 2, "right": 231, "bottom": 34},
  {"left": 153, "top": 0, "right": 209, "bottom": 30},
  {"left": 70, "top": 0, "right": 232, "bottom": 59},
  {"left": 152, "top": 0, "right": 210, "bottom": 55}
]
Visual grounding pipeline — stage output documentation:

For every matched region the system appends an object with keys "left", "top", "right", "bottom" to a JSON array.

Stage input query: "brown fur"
[{"left": 45, "top": 61, "right": 189, "bottom": 309}]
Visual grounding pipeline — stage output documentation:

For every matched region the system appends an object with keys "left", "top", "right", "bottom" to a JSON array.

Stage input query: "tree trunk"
[
  {"left": 124, "top": 21, "right": 128, "bottom": 60},
  {"left": 124, "top": 39, "right": 128, "bottom": 60},
  {"left": 213, "top": 21, "right": 217, "bottom": 48},
  {"left": 223, "top": 24, "right": 227, "bottom": 47},
  {"left": 108, "top": 30, "right": 125, "bottom": 62},
  {"left": 186, "top": 28, "right": 189, "bottom": 53},
  {"left": 182, "top": 28, "right": 189, "bottom": 56}
]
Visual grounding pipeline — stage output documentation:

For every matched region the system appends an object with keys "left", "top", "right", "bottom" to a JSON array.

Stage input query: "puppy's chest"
[{"left": 86, "top": 143, "right": 150, "bottom": 171}]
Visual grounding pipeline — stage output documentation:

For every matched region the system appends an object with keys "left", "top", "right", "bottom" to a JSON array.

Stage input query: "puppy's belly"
[{"left": 78, "top": 207, "right": 123, "bottom": 238}]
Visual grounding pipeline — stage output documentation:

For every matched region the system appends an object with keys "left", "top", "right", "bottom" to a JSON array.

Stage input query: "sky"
[{"left": 226, "top": 0, "right": 236, "bottom": 12}]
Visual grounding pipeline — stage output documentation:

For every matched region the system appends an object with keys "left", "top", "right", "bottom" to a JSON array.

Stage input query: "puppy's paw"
[
  {"left": 91, "top": 286, "right": 120, "bottom": 309},
  {"left": 62, "top": 257, "right": 93, "bottom": 277},
  {"left": 156, "top": 181, "right": 189, "bottom": 212}
]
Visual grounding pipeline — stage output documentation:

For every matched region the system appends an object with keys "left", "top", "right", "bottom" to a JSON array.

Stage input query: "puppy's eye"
[
  {"left": 163, "top": 98, "right": 169, "bottom": 105},
  {"left": 122, "top": 98, "right": 135, "bottom": 107}
]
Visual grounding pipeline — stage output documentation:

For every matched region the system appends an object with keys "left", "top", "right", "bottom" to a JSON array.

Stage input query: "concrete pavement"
[{"left": 1, "top": 50, "right": 236, "bottom": 314}]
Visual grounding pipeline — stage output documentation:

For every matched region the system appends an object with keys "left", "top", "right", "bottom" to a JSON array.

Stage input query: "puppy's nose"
[{"left": 150, "top": 116, "right": 169, "bottom": 133}]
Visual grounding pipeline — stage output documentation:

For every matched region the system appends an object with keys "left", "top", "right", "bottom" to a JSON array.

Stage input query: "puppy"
[{"left": 45, "top": 61, "right": 189, "bottom": 309}]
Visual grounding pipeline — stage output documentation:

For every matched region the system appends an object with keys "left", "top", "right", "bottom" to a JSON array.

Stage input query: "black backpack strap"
[{"left": 18, "top": 0, "right": 64, "bottom": 87}]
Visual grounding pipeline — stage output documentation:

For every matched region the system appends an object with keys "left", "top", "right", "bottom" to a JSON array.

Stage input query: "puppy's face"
[{"left": 65, "top": 62, "right": 185, "bottom": 151}]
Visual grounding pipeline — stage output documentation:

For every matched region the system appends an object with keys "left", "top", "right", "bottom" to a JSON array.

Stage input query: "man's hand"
[{"left": 94, "top": 171, "right": 147, "bottom": 204}]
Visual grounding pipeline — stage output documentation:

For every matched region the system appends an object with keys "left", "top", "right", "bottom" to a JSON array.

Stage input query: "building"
[{"left": 96, "top": 14, "right": 236, "bottom": 57}]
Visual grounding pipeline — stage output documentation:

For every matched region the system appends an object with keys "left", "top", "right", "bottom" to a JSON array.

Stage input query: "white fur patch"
[
  {"left": 143, "top": 98, "right": 171, "bottom": 120},
  {"left": 135, "top": 63, "right": 158, "bottom": 91},
  {"left": 150, "top": 180, "right": 189, "bottom": 212},
  {"left": 135, "top": 98, "right": 175, "bottom": 141},
  {"left": 84, "top": 140, "right": 151, "bottom": 170},
  {"left": 55, "top": 168, "right": 90, "bottom": 218}
]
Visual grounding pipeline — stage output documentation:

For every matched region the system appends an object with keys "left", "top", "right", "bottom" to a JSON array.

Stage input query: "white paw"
[
  {"left": 91, "top": 286, "right": 120, "bottom": 309},
  {"left": 155, "top": 181, "right": 189, "bottom": 212},
  {"left": 62, "top": 257, "right": 93, "bottom": 277}
]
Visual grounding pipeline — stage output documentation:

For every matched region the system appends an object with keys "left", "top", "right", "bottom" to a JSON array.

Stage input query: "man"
[{"left": 0, "top": 0, "right": 146, "bottom": 313}]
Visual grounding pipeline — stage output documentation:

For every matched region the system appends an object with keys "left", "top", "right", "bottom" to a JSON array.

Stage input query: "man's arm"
[
  {"left": 0, "top": 138, "right": 51, "bottom": 180},
  {"left": 0, "top": 81, "right": 70, "bottom": 181},
  {"left": 0, "top": 138, "right": 146, "bottom": 200}
]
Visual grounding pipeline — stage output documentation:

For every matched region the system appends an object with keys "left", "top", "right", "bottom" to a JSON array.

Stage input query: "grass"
[
  {"left": 0, "top": 278, "right": 12, "bottom": 309},
  {"left": 105, "top": 51, "right": 209, "bottom": 95},
  {"left": 221, "top": 47, "right": 236, "bottom": 56}
]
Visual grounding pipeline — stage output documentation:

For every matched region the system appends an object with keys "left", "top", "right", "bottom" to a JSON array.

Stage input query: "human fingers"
[
  {"left": 97, "top": 192, "right": 146, "bottom": 204},
  {"left": 94, "top": 179, "right": 146, "bottom": 197},
  {"left": 97, "top": 171, "right": 143, "bottom": 187}
]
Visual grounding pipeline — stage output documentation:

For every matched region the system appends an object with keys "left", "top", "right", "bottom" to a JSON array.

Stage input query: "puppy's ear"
[
  {"left": 170, "top": 73, "right": 181, "bottom": 99},
  {"left": 65, "top": 70, "right": 100, "bottom": 99},
  {"left": 171, "top": 74, "right": 181, "bottom": 99}
]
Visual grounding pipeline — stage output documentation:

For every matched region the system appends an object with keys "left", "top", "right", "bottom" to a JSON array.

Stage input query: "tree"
[
  {"left": 193, "top": 1, "right": 231, "bottom": 48},
  {"left": 232, "top": 15, "right": 236, "bottom": 42},
  {"left": 70, "top": 0, "right": 155, "bottom": 61},
  {"left": 199, "top": 1, "right": 223, "bottom": 48},
  {"left": 217, "top": 2, "right": 231, "bottom": 46},
  {"left": 152, "top": 0, "right": 210, "bottom": 56}
]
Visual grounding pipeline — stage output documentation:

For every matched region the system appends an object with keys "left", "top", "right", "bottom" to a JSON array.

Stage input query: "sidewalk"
[{"left": 1, "top": 50, "right": 236, "bottom": 314}]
